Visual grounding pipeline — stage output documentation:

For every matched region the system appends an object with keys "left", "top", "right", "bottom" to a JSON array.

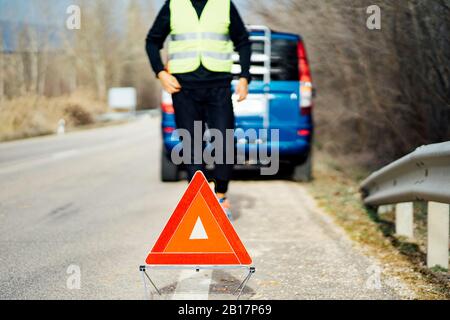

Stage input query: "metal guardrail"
[
  {"left": 361, "top": 142, "right": 450, "bottom": 206},
  {"left": 360, "top": 141, "right": 450, "bottom": 269}
]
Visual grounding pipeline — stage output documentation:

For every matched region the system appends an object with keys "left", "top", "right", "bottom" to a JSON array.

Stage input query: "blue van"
[{"left": 160, "top": 26, "right": 315, "bottom": 182}]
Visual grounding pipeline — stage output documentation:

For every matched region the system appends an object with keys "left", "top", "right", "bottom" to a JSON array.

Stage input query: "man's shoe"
[{"left": 218, "top": 197, "right": 233, "bottom": 221}]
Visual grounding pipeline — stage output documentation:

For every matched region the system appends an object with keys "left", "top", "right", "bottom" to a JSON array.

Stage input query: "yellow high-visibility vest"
[{"left": 168, "top": 0, "right": 233, "bottom": 74}]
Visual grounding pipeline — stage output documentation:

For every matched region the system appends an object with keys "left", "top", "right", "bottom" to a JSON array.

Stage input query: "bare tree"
[
  {"left": 248, "top": 0, "right": 450, "bottom": 168},
  {"left": 1, "top": 0, "right": 162, "bottom": 106},
  {"left": 0, "top": 28, "right": 4, "bottom": 102}
]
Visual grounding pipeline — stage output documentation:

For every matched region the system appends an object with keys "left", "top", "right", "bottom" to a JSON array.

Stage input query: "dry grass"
[
  {"left": 305, "top": 149, "right": 450, "bottom": 300},
  {"left": 0, "top": 90, "right": 107, "bottom": 141}
]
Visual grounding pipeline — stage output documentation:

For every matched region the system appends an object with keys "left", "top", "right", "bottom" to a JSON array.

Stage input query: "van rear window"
[
  {"left": 270, "top": 39, "right": 299, "bottom": 81},
  {"left": 245, "top": 39, "right": 299, "bottom": 81}
]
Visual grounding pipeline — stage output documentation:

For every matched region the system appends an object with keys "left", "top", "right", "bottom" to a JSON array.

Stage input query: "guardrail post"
[
  {"left": 427, "top": 202, "right": 449, "bottom": 269},
  {"left": 395, "top": 202, "right": 414, "bottom": 238}
]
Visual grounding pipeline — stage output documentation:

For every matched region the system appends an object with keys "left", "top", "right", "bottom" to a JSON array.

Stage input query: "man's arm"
[
  {"left": 145, "top": 1, "right": 170, "bottom": 76},
  {"left": 229, "top": 1, "right": 251, "bottom": 101},
  {"left": 229, "top": 1, "right": 251, "bottom": 83},
  {"left": 145, "top": 1, "right": 181, "bottom": 93}
]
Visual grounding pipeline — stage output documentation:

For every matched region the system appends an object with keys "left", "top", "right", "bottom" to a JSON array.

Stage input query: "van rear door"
[{"left": 232, "top": 28, "right": 301, "bottom": 143}]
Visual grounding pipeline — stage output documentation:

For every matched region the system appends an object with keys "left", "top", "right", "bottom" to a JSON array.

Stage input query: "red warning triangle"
[{"left": 146, "top": 171, "right": 252, "bottom": 265}]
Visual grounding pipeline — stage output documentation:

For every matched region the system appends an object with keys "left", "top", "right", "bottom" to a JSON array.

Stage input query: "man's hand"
[
  {"left": 235, "top": 78, "right": 249, "bottom": 102},
  {"left": 158, "top": 71, "right": 181, "bottom": 94}
]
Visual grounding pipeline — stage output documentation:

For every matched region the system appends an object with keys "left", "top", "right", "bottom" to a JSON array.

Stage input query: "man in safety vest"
[{"left": 146, "top": 0, "right": 251, "bottom": 217}]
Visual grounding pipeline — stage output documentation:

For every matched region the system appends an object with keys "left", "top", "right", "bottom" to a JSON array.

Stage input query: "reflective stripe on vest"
[
  {"left": 170, "top": 33, "right": 230, "bottom": 42},
  {"left": 168, "top": 0, "right": 233, "bottom": 74},
  {"left": 169, "top": 51, "right": 232, "bottom": 61}
]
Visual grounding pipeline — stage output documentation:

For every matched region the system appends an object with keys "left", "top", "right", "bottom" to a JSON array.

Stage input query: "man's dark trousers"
[{"left": 172, "top": 86, "right": 235, "bottom": 194}]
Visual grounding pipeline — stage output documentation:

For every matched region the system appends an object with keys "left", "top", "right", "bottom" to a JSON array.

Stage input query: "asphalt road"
[{"left": 0, "top": 117, "right": 413, "bottom": 300}]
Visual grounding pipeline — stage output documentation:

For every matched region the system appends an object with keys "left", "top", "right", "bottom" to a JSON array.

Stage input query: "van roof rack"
[{"left": 232, "top": 25, "right": 272, "bottom": 84}]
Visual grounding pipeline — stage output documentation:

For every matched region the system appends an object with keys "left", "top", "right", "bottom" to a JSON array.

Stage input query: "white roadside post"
[
  {"left": 427, "top": 202, "right": 449, "bottom": 269},
  {"left": 57, "top": 119, "right": 66, "bottom": 135},
  {"left": 395, "top": 202, "right": 414, "bottom": 238}
]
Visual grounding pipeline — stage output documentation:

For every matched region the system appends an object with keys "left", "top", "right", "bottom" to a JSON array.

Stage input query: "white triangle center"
[{"left": 189, "top": 217, "right": 208, "bottom": 240}]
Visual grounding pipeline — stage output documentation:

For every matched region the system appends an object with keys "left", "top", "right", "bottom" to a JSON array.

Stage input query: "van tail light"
[
  {"left": 297, "top": 129, "right": 311, "bottom": 137},
  {"left": 298, "top": 40, "right": 314, "bottom": 115},
  {"left": 161, "top": 102, "right": 174, "bottom": 114},
  {"left": 161, "top": 90, "right": 174, "bottom": 114},
  {"left": 163, "top": 127, "right": 175, "bottom": 134}
]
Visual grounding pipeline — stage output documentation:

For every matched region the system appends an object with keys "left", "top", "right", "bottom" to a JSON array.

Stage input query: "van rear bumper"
[{"left": 162, "top": 137, "right": 310, "bottom": 163}]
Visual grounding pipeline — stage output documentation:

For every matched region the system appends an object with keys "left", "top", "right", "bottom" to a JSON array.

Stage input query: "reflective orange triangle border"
[{"left": 146, "top": 171, "right": 252, "bottom": 265}]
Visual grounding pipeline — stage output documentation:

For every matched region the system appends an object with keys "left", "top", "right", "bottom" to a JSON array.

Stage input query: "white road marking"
[
  {"left": 172, "top": 269, "right": 213, "bottom": 300},
  {"left": 51, "top": 149, "right": 80, "bottom": 160},
  {"left": 0, "top": 135, "right": 151, "bottom": 176}
]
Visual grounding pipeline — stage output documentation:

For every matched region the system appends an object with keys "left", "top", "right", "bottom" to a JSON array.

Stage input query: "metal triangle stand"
[{"left": 139, "top": 265, "right": 255, "bottom": 300}]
